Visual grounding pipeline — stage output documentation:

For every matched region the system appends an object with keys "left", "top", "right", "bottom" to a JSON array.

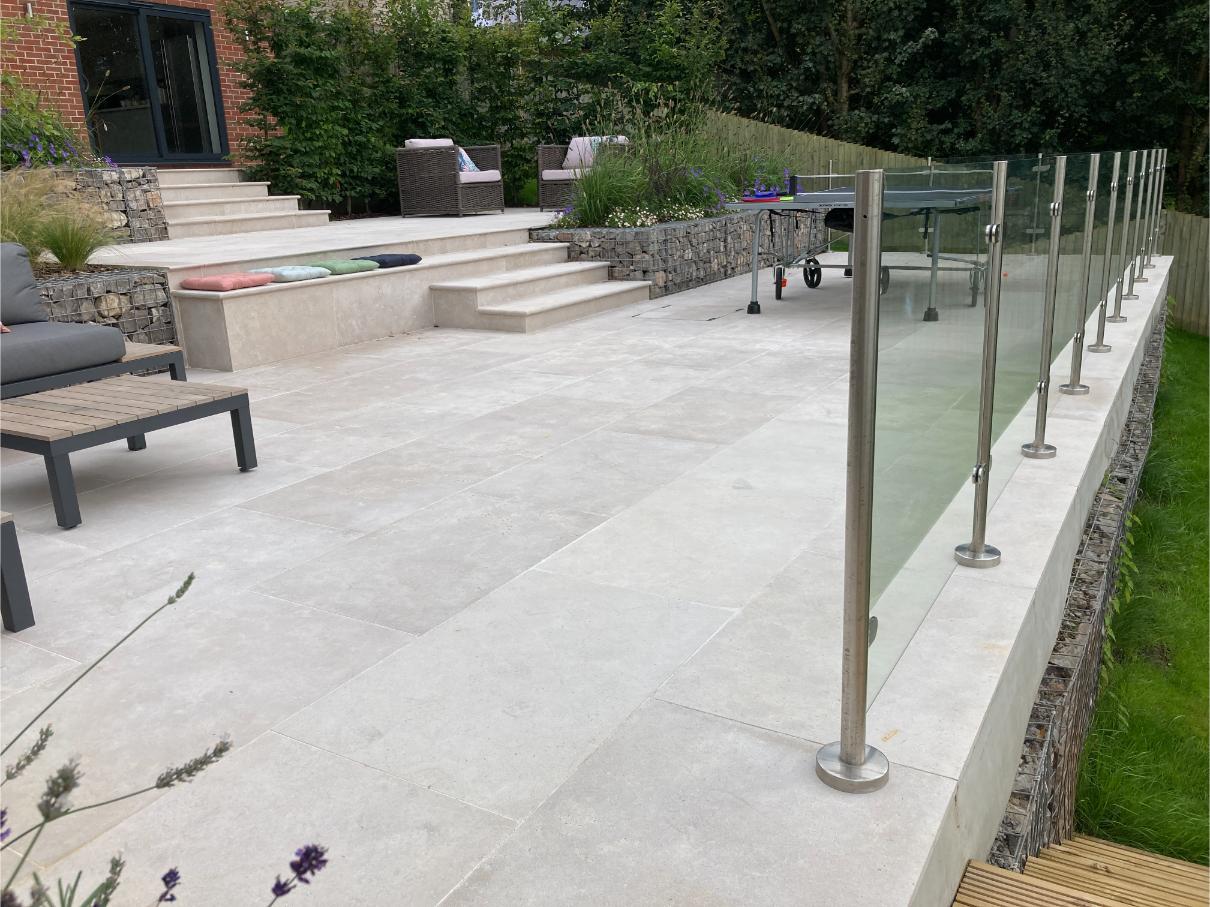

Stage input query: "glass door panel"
[
  {"left": 74, "top": 4, "right": 158, "bottom": 159},
  {"left": 147, "top": 15, "right": 221, "bottom": 156}
]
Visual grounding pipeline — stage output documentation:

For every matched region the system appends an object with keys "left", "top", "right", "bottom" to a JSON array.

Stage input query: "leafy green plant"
[{"left": 37, "top": 206, "right": 115, "bottom": 272}]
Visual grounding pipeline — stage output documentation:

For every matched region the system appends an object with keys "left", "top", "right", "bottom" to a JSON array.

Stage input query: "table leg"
[
  {"left": 748, "top": 212, "right": 763, "bottom": 314},
  {"left": 1, "top": 520, "right": 35, "bottom": 631},
  {"left": 127, "top": 434, "right": 147, "bottom": 452},
  {"left": 44, "top": 453, "right": 81, "bottom": 529},
  {"left": 231, "top": 402, "right": 257, "bottom": 472},
  {"left": 925, "top": 210, "right": 942, "bottom": 322}
]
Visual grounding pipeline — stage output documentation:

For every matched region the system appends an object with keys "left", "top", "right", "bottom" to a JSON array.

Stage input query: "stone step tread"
[
  {"left": 159, "top": 182, "right": 272, "bottom": 191},
  {"left": 168, "top": 211, "right": 331, "bottom": 226},
  {"left": 172, "top": 244, "right": 573, "bottom": 297},
  {"left": 430, "top": 261, "right": 607, "bottom": 290},
  {"left": 479, "top": 280, "right": 651, "bottom": 316}
]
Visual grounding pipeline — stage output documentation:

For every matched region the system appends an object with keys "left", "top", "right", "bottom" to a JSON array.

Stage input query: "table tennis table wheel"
[
  {"left": 804, "top": 259, "right": 822, "bottom": 289},
  {"left": 879, "top": 266, "right": 891, "bottom": 295},
  {"left": 774, "top": 266, "right": 784, "bottom": 300}
]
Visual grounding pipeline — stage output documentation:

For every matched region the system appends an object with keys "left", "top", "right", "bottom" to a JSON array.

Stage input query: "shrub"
[
  {"left": 39, "top": 205, "right": 114, "bottom": 271},
  {"left": 0, "top": 75, "right": 91, "bottom": 171}
]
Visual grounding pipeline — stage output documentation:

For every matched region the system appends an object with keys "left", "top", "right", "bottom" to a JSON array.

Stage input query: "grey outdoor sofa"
[{"left": 0, "top": 243, "right": 185, "bottom": 399}]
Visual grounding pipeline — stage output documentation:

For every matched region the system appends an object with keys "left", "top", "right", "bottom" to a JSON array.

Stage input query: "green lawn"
[{"left": 1075, "top": 324, "right": 1209, "bottom": 865}]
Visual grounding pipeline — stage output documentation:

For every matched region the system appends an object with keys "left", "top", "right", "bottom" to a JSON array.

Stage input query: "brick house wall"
[{"left": 0, "top": 0, "right": 253, "bottom": 162}]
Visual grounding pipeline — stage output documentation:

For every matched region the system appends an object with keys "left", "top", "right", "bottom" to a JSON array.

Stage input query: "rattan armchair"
[
  {"left": 538, "top": 144, "right": 576, "bottom": 211},
  {"left": 396, "top": 143, "right": 504, "bottom": 217}
]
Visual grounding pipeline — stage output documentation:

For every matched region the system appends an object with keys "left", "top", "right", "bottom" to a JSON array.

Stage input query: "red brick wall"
[{"left": 0, "top": 0, "right": 253, "bottom": 161}]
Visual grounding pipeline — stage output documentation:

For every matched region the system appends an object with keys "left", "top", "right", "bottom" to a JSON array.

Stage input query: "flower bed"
[{"left": 531, "top": 210, "right": 823, "bottom": 298}]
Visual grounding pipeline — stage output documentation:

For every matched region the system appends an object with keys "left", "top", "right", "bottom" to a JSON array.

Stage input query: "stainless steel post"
[
  {"left": 747, "top": 211, "right": 763, "bottom": 314},
  {"left": 1023, "top": 155, "right": 1067, "bottom": 460},
  {"left": 816, "top": 168, "right": 891, "bottom": 794},
  {"left": 955, "top": 160, "right": 1009, "bottom": 568},
  {"left": 1125, "top": 148, "right": 1150, "bottom": 295},
  {"left": 1060, "top": 153, "right": 1100, "bottom": 395},
  {"left": 1146, "top": 148, "right": 1167, "bottom": 265},
  {"left": 1108, "top": 150, "right": 1137, "bottom": 323},
  {"left": 1137, "top": 149, "right": 1158, "bottom": 278},
  {"left": 1088, "top": 152, "right": 1121, "bottom": 353}
]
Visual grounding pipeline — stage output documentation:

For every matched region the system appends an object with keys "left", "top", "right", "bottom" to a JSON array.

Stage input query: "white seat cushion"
[
  {"left": 563, "top": 136, "right": 628, "bottom": 170},
  {"left": 404, "top": 138, "right": 454, "bottom": 149},
  {"left": 457, "top": 168, "right": 501, "bottom": 184},
  {"left": 541, "top": 168, "right": 584, "bottom": 181}
]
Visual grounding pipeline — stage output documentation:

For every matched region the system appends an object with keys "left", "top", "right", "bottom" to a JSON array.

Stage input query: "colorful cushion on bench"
[
  {"left": 306, "top": 259, "right": 380, "bottom": 275},
  {"left": 352, "top": 254, "right": 423, "bottom": 268},
  {"left": 250, "top": 266, "right": 332, "bottom": 283},
  {"left": 179, "top": 272, "right": 275, "bottom": 292}
]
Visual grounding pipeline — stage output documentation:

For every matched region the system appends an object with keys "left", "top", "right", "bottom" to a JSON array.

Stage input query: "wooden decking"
[{"left": 955, "top": 836, "right": 1210, "bottom": 906}]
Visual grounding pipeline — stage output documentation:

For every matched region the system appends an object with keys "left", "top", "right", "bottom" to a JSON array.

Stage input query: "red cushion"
[{"left": 179, "top": 272, "right": 276, "bottom": 291}]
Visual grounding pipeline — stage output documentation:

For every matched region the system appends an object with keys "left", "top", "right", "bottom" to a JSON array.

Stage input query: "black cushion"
[
  {"left": 1, "top": 244, "right": 48, "bottom": 325},
  {"left": 352, "top": 253, "right": 423, "bottom": 268},
  {"left": 1, "top": 321, "right": 127, "bottom": 384}
]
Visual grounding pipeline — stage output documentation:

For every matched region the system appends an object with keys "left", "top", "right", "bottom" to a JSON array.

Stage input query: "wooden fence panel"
[{"left": 1160, "top": 210, "right": 1209, "bottom": 335}]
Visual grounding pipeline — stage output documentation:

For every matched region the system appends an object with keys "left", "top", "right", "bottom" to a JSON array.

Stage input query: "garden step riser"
[
  {"left": 158, "top": 183, "right": 271, "bottom": 202},
  {"left": 430, "top": 264, "right": 609, "bottom": 309},
  {"left": 163, "top": 197, "right": 304, "bottom": 220},
  {"left": 434, "top": 282, "right": 650, "bottom": 333},
  {"left": 155, "top": 168, "right": 245, "bottom": 187},
  {"left": 166, "top": 211, "right": 331, "bottom": 240}
]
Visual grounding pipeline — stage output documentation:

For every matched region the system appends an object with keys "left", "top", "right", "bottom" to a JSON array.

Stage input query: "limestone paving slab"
[{"left": 276, "top": 569, "right": 734, "bottom": 819}]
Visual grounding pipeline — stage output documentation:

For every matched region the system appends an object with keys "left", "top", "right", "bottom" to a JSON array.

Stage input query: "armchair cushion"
[
  {"left": 456, "top": 147, "right": 481, "bottom": 172},
  {"left": 563, "top": 135, "right": 628, "bottom": 170},
  {"left": 404, "top": 138, "right": 454, "bottom": 149},
  {"left": 1, "top": 243, "right": 48, "bottom": 325},
  {"left": 457, "top": 169, "right": 502, "bottom": 184},
  {"left": 541, "top": 168, "right": 585, "bottom": 182}
]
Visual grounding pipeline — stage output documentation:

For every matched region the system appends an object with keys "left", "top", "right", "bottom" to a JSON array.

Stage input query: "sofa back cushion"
[
  {"left": 1, "top": 243, "right": 48, "bottom": 325},
  {"left": 404, "top": 138, "right": 454, "bottom": 149}
]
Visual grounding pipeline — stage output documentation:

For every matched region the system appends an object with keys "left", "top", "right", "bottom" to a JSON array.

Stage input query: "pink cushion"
[{"left": 179, "top": 272, "right": 276, "bottom": 291}]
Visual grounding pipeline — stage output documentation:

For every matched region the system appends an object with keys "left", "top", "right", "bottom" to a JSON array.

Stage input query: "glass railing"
[{"left": 817, "top": 148, "right": 1169, "bottom": 792}]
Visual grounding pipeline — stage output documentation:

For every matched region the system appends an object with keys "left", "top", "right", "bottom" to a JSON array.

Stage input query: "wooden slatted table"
[
  {"left": 0, "top": 341, "right": 187, "bottom": 399},
  {"left": 0, "top": 376, "right": 256, "bottom": 529}
]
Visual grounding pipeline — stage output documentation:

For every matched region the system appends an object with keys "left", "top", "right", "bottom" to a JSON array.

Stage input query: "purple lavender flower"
[
  {"left": 289, "top": 844, "right": 328, "bottom": 883},
  {"left": 158, "top": 867, "right": 181, "bottom": 903},
  {"left": 20, "top": 148, "right": 31, "bottom": 168},
  {"left": 271, "top": 876, "right": 295, "bottom": 897}
]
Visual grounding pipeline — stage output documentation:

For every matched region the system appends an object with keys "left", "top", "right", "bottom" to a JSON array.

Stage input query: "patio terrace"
[{"left": 0, "top": 251, "right": 1172, "bottom": 905}]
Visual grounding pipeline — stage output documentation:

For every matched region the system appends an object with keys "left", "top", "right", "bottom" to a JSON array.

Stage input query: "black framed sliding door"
[{"left": 71, "top": 0, "right": 228, "bottom": 164}]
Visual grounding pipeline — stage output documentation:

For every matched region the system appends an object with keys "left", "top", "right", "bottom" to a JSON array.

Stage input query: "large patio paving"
[{"left": 0, "top": 255, "right": 1167, "bottom": 904}]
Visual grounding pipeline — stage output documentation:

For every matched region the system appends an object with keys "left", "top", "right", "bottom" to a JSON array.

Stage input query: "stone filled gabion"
[
  {"left": 38, "top": 269, "right": 176, "bottom": 346},
  {"left": 988, "top": 310, "right": 1166, "bottom": 870},
  {"left": 531, "top": 212, "right": 825, "bottom": 299},
  {"left": 70, "top": 168, "right": 169, "bottom": 244}
]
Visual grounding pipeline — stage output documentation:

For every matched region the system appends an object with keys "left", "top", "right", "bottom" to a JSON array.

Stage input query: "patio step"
[
  {"left": 435, "top": 279, "right": 652, "bottom": 333},
  {"left": 162, "top": 195, "right": 307, "bottom": 220},
  {"left": 157, "top": 181, "right": 271, "bottom": 202},
  {"left": 156, "top": 167, "right": 244, "bottom": 187},
  {"left": 430, "top": 261, "right": 610, "bottom": 309},
  {"left": 166, "top": 210, "right": 332, "bottom": 240}
]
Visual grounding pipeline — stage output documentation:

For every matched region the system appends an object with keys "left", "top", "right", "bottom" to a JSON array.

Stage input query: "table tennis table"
[{"left": 726, "top": 183, "right": 994, "bottom": 319}]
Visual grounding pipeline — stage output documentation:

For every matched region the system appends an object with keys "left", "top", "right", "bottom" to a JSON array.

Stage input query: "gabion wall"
[
  {"left": 989, "top": 310, "right": 1166, "bottom": 869},
  {"left": 72, "top": 167, "right": 169, "bottom": 244},
  {"left": 38, "top": 269, "right": 176, "bottom": 346},
  {"left": 532, "top": 211, "right": 825, "bottom": 298}
]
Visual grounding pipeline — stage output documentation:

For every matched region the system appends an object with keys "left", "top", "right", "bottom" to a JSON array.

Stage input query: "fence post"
[
  {"left": 1023, "top": 155, "right": 1067, "bottom": 459},
  {"left": 815, "top": 168, "right": 891, "bottom": 794},
  {"left": 1109, "top": 150, "right": 1137, "bottom": 323},
  {"left": 1060, "top": 153, "right": 1100, "bottom": 395},
  {"left": 1089, "top": 152, "right": 1121, "bottom": 353},
  {"left": 955, "top": 160, "right": 1009, "bottom": 568}
]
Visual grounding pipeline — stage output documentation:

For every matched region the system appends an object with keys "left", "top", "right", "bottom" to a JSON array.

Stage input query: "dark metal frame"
[
  {"left": 1, "top": 518, "right": 34, "bottom": 632},
  {"left": 68, "top": 0, "right": 230, "bottom": 165},
  {"left": 2, "top": 391, "right": 256, "bottom": 530},
  {"left": 395, "top": 144, "right": 504, "bottom": 217},
  {"left": 0, "top": 348, "right": 186, "bottom": 399}
]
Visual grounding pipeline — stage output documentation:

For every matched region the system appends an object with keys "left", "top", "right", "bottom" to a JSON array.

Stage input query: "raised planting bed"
[
  {"left": 531, "top": 210, "right": 824, "bottom": 298},
  {"left": 37, "top": 268, "right": 175, "bottom": 346}
]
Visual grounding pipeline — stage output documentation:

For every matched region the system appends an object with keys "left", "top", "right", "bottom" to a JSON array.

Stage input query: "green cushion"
[{"left": 306, "top": 259, "right": 380, "bottom": 275}]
